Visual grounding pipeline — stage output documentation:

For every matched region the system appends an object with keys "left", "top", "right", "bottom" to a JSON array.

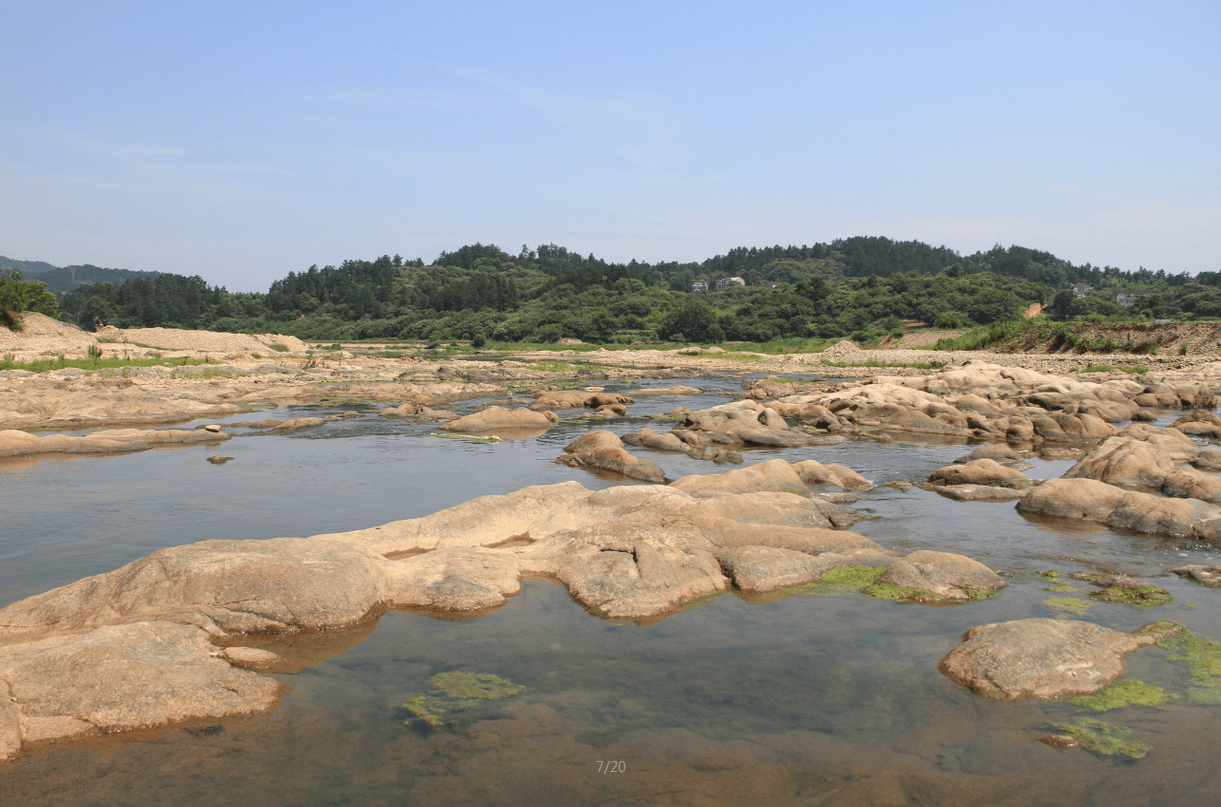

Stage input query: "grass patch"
[
  {"left": 1069, "top": 680, "right": 1177, "bottom": 711},
  {"left": 0, "top": 355, "right": 219, "bottom": 373},
  {"left": 267, "top": 343, "right": 289, "bottom": 352}
]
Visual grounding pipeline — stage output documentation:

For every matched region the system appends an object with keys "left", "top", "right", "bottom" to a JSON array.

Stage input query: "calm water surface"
[{"left": 2, "top": 377, "right": 1220, "bottom": 806}]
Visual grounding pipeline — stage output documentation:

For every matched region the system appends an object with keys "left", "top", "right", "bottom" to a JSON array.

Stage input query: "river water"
[{"left": 2, "top": 376, "right": 1221, "bottom": 806}]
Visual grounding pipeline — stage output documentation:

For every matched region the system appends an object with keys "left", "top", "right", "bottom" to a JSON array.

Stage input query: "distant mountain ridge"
[{"left": 0, "top": 256, "right": 164, "bottom": 295}]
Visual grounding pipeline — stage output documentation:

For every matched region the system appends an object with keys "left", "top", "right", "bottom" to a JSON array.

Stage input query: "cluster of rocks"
[
  {"left": 760, "top": 361, "right": 1219, "bottom": 444},
  {"left": 0, "top": 476, "right": 1007, "bottom": 761}
]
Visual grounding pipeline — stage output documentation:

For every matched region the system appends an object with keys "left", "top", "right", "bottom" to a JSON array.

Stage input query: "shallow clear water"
[{"left": 3, "top": 378, "right": 1221, "bottom": 806}]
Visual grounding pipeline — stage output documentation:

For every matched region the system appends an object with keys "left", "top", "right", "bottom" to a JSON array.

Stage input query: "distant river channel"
[{"left": 3, "top": 375, "right": 1221, "bottom": 806}]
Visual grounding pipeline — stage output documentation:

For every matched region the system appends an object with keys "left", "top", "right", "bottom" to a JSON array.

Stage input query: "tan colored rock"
[
  {"left": 0, "top": 621, "right": 282, "bottom": 746},
  {"left": 1064, "top": 427, "right": 1200, "bottom": 488},
  {"left": 621, "top": 426, "right": 689, "bottom": 452},
  {"left": 930, "top": 484, "right": 1031, "bottom": 502},
  {"left": 875, "top": 550, "right": 1006, "bottom": 601},
  {"left": 1017, "top": 477, "right": 1221, "bottom": 540},
  {"left": 940, "top": 618, "right": 1161, "bottom": 699},
  {"left": 928, "top": 458, "right": 1030, "bottom": 488},
  {"left": 0, "top": 427, "right": 228, "bottom": 460},
  {"left": 557, "top": 430, "right": 667, "bottom": 483},
  {"left": 1162, "top": 468, "right": 1221, "bottom": 503},
  {"left": 792, "top": 459, "right": 871, "bottom": 490},
  {"left": 529, "top": 390, "right": 634, "bottom": 410},
  {"left": 441, "top": 406, "right": 557, "bottom": 433},
  {"left": 671, "top": 400, "right": 832, "bottom": 448},
  {"left": 670, "top": 458, "right": 805, "bottom": 496}
]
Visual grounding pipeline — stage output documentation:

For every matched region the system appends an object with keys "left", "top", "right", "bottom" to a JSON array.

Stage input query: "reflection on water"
[{"left": 3, "top": 382, "right": 1221, "bottom": 805}]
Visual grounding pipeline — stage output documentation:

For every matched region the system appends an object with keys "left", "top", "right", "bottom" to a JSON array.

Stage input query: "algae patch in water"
[
  {"left": 1037, "top": 569, "right": 1077, "bottom": 593},
  {"left": 1068, "top": 679, "right": 1177, "bottom": 711},
  {"left": 1156, "top": 624, "right": 1221, "bottom": 704},
  {"left": 403, "top": 672, "right": 526, "bottom": 727},
  {"left": 1044, "top": 718, "right": 1150, "bottom": 759},
  {"left": 1090, "top": 585, "right": 1172, "bottom": 608},
  {"left": 1042, "top": 596, "right": 1093, "bottom": 618}
]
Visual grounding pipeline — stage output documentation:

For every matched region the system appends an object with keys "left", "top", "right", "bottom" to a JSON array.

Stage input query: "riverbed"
[{"left": 3, "top": 375, "right": 1220, "bottom": 806}]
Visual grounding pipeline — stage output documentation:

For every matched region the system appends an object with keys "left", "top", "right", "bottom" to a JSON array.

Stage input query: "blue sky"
[{"left": 2, "top": 1, "right": 1217, "bottom": 292}]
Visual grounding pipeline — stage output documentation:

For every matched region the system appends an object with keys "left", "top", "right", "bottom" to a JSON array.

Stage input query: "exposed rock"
[
  {"left": 1195, "top": 448, "right": 1221, "bottom": 471},
  {"left": 669, "top": 400, "right": 835, "bottom": 448},
  {"left": 872, "top": 550, "right": 1006, "bottom": 602},
  {"left": 927, "top": 458, "right": 1030, "bottom": 488},
  {"left": 955, "top": 444, "right": 1023, "bottom": 464},
  {"left": 557, "top": 430, "right": 667, "bottom": 483},
  {"left": 0, "top": 536, "right": 398, "bottom": 641},
  {"left": 1162, "top": 467, "right": 1221, "bottom": 503},
  {"left": 1167, "top": 564, "right": 1221, "bottom": 587},
  {"left": 792, "top": 459, "right": 871, "bottom": 490},
  {"left": 0, "top": 621, "right": 283, "bottom": 746},
  {"left": 441, "top": 406, "right": 558, "bottom": 434},
  {"left": 1068, "top": 572, "right": 1171, "bottom": 606},
  {"left": 621, "top": 426, "right": 689, "bottom": 452},
  {"left": 1016, "top": 478, "right": 1221, "bottom": 540},
  {"left": 1059, "top": 426, "right": 1198, "bottom": 491},
  {"left": 939, "top": 619, "right": 1165, "bottom": 699},
  {"left": 0, "top": 480, "right": 1009, "bottom": 760},
  {"left": 0, "top": 427, "right": 229, "bottom": 460},
  {"left": 670, "top": 458, "right": 806, "bottom": 497},
  {"left": 379, "top": 403, "right": 455, "bottom": 422},
  {"left": 529, "top": 390, "right": 634, "bottom": 411},
  {"left": 930, "top": 484, "right": 1031, "bottom": 502}
]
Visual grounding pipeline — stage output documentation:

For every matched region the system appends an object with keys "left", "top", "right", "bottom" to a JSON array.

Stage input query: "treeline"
[{"left": 52, "top": 237, "right": 1207, "bottom": 343}]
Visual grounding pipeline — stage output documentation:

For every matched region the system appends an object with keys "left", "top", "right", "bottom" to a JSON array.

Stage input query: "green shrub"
[{"left": 268, "top": 343, "right": 288, "bottom": 352}]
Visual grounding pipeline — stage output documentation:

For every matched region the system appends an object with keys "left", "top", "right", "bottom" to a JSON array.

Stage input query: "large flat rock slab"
[{"left": 939, "top": 618, "right": 1162, "bottom": 699}]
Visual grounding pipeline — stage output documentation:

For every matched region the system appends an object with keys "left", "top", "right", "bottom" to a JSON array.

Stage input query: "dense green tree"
[{"left": 0, "top": 268, "right": 58, "bottom": 328}]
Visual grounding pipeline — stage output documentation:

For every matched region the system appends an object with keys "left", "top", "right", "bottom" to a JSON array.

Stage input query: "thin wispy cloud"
[{"left": 423, "top": 58, "right": 693, "bottom": 173}]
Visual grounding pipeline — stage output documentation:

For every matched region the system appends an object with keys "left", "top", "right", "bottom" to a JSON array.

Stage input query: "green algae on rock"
[
  {"left": 1037, "top": 570, "right": 1078, "bottom": 593},
  {"left": 403, "top": 672, "right": 526, "bottom": 727},
  {"left": 1068, "top": 573, "right": 1172, "bottom": 608},
  {"left": 1044, "top": 718, "right": 1151, "bottom": 759},
  {"left": 1068, "top": 679, "right": 1177, "bottom": 711},
  {"left": 1090, "top": 585, "right": 1172, "bottom": 607}
]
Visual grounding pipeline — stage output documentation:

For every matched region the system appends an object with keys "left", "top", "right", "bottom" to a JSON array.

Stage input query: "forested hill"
[
  {"left": 0, "top": 256, "right": 164, "bottom": 295},
  {"left": 52, "top": 237, "right": 1216, "bottom": 344}
]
